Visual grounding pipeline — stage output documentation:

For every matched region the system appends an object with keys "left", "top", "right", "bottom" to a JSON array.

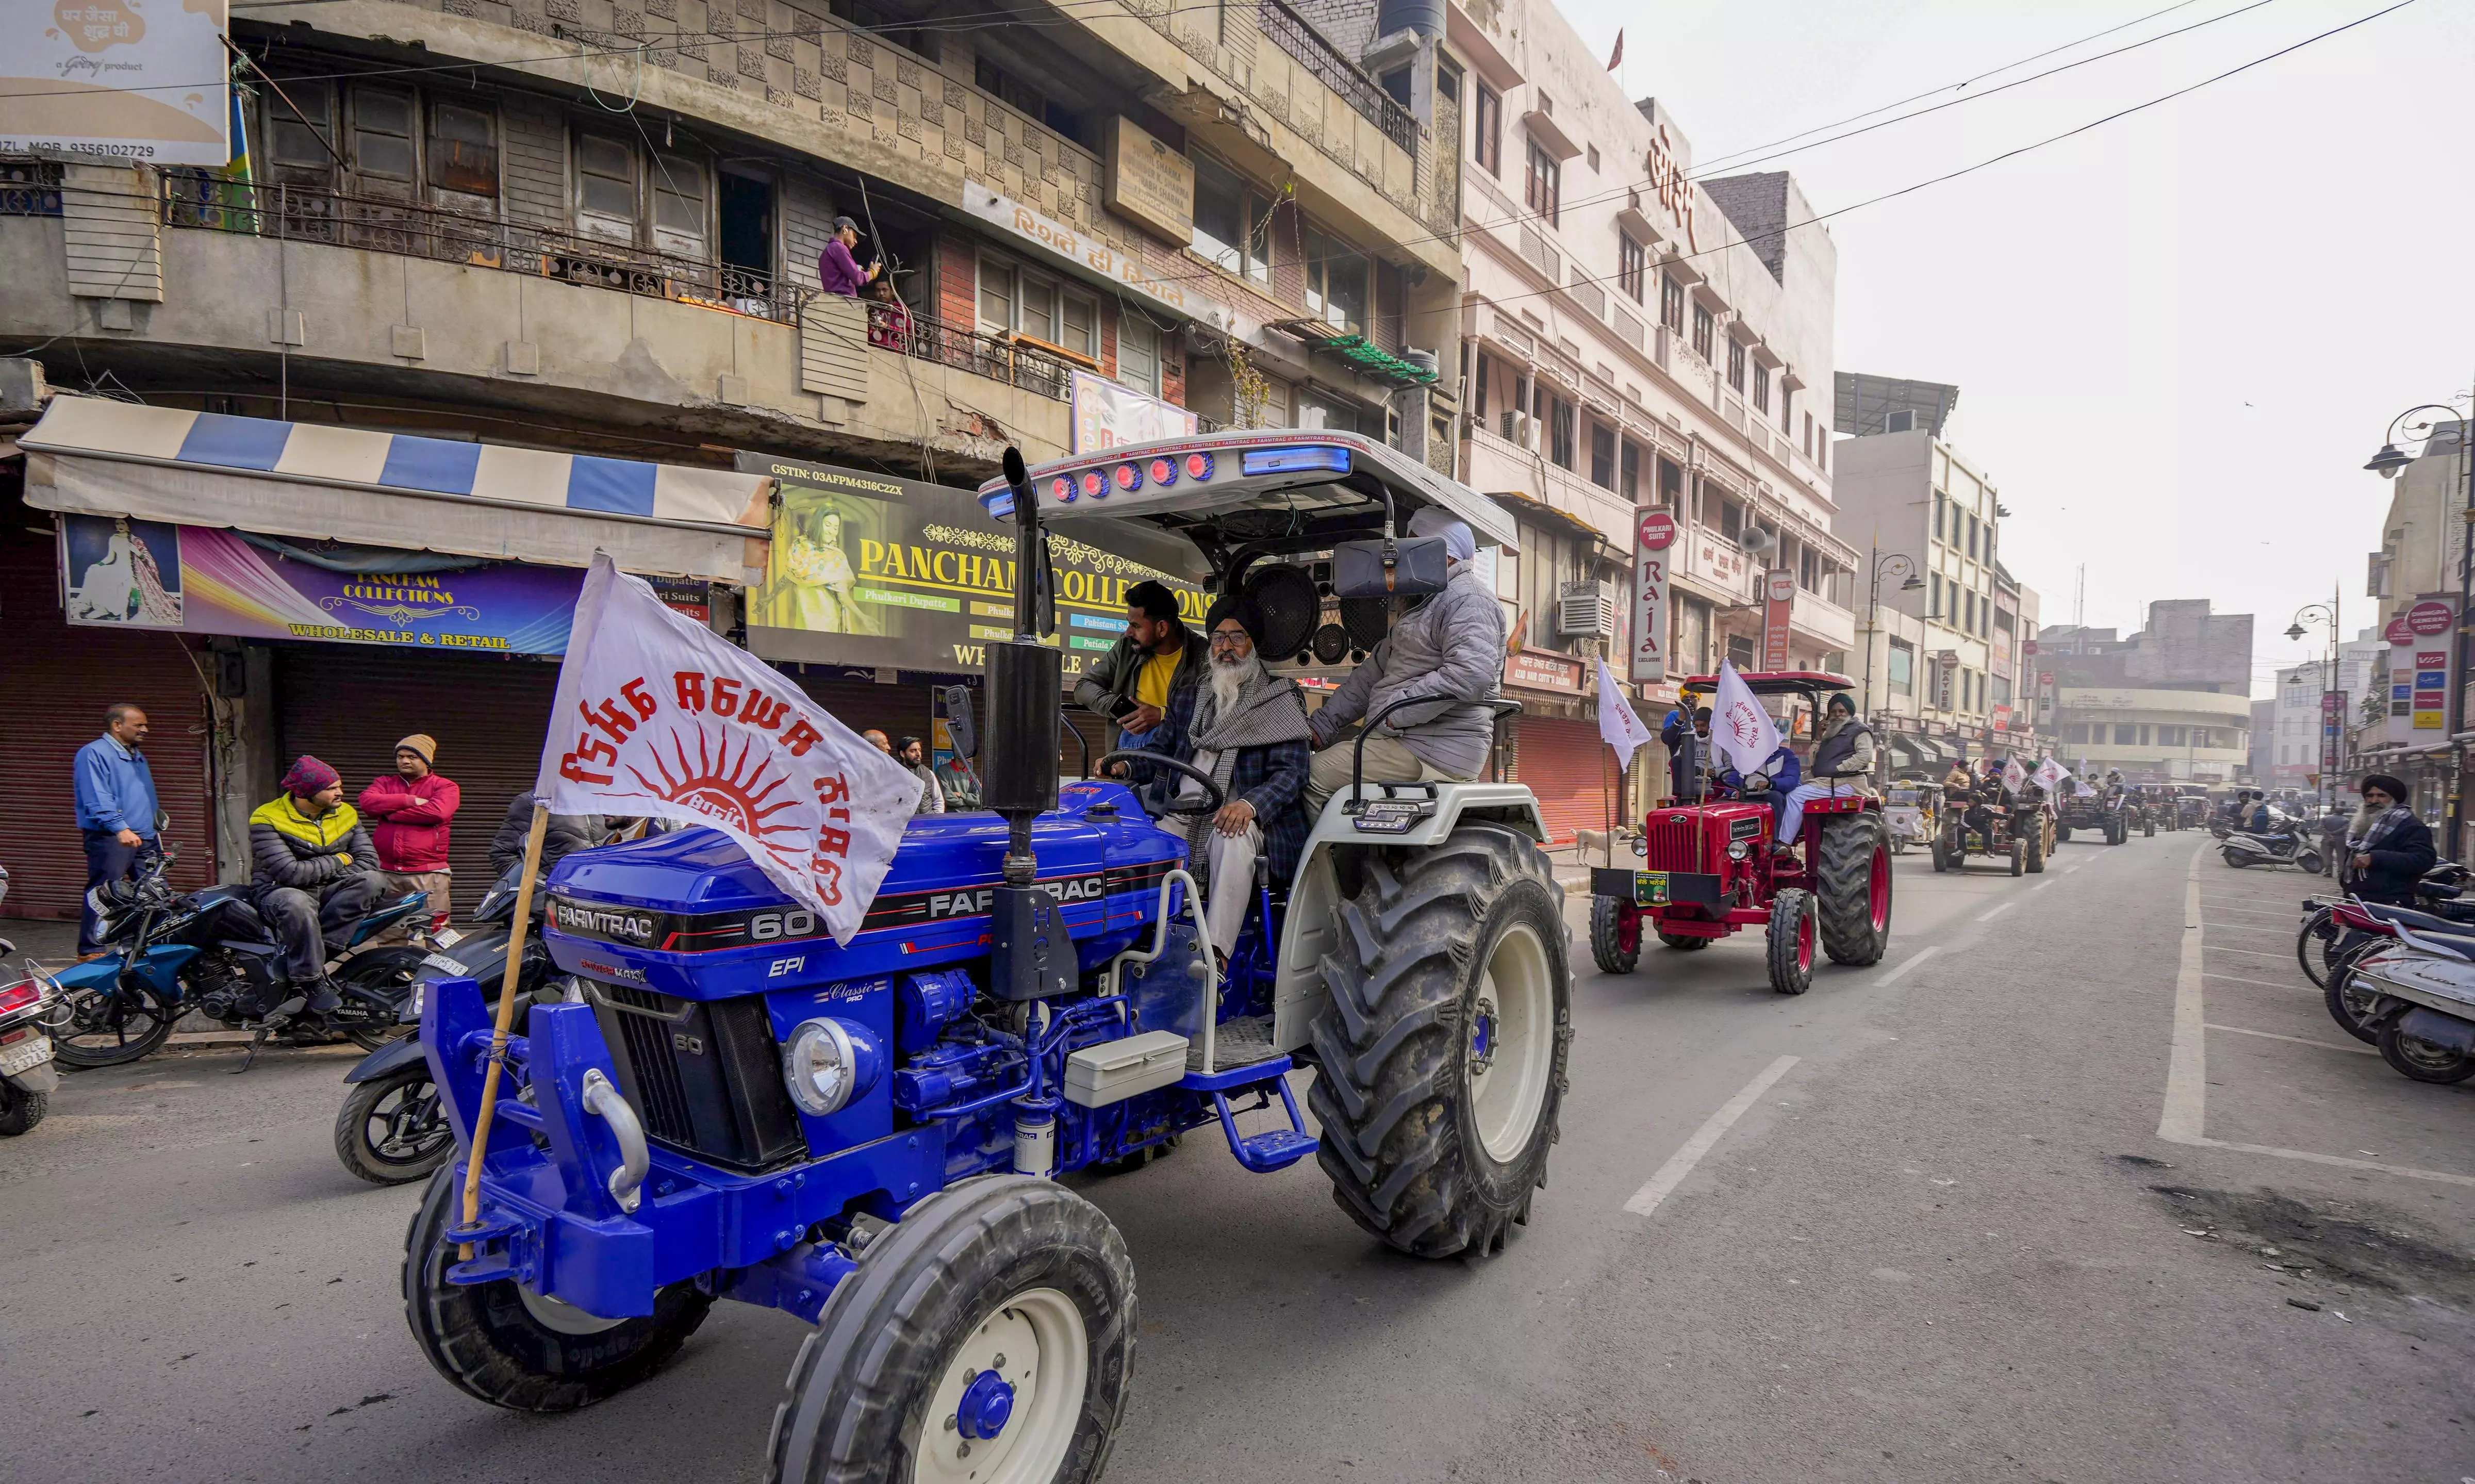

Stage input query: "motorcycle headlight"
[{"left": 782, "top": 1017, "right": 883, "bottom": 1117}]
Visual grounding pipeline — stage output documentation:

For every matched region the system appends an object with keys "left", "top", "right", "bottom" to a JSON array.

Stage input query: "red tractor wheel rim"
[
  {"left": 1797, "top": 906, "right": 1816, "bottom": 969},
  {"left": 1869, "top": 846, "right": 1890, "bottom": 930}
]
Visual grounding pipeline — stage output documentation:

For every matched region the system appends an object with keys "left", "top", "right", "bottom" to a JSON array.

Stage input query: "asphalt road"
[{"left": 4, "top": 830, "right": 2470, "bottom": 1483}]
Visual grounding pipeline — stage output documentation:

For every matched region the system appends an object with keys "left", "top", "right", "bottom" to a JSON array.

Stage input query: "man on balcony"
[{"left": 817, "top": 217, "right": 879, "bottom": 299}]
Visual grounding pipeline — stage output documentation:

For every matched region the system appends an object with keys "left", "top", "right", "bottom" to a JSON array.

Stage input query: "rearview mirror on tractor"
[{"left": 940, "top": 686, "right": 977, "bottom": 759}]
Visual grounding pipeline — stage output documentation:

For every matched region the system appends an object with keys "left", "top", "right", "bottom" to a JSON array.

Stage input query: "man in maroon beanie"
[{"left": 249, "top": 754, "right": 382, "bottom": 1015}]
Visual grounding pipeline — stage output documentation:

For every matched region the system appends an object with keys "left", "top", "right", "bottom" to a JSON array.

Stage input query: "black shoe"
[{"left": 306, "top": 980, "right": 343, "bottom": 1015}]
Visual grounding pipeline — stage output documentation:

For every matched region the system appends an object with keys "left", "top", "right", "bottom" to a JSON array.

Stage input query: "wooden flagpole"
[{"left": 458, "top": 800, "right": 551, "bottom": 1257}]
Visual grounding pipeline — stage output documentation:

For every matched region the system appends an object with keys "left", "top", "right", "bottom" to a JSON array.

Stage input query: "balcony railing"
[
  {"left": 878, "top": 311, "right": 1077, "bottom": 404},
  {"left": 158, "top": 174, "right": 799, "bottom": 322},
  {"left": 1256, "top": 0, "right": 1419, "bottom": 157},
  {"left": 1, "top": 159, "right": 62, "bottom": 217}
]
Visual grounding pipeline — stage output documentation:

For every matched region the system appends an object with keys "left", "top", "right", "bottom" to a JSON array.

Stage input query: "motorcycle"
[
  {"left": 333, "top": 867, "right": 559, "bottom": 1185},
  {"left": 0, "top": 864, "right": 60, "bottom": 1135},
  {"left": 2221, "top": 823, "right": 2322, "bottom": 873},
  {"left": 2297, "top": 865, "right": 2475, "bottom": 1041},
  {"left": 36, "top": 834, "right": 436, "bottom": 1072},
  {"left": 2344, "top": 919, "right": 2475, "bottom": 1084}
]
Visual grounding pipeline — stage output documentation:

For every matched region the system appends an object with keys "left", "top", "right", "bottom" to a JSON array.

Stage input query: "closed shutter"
[
  {"left": 1512, "top": 716, "right": 1617, "bottom": 846},
  {"left": 0, "top": 486, "right": 214, "bottom": 918},
  {"left": 789, "top": 674, "right": 933, "bottom": 747},
  {"left": 274, "top": 646, "right": 558, "bottom": 916}
]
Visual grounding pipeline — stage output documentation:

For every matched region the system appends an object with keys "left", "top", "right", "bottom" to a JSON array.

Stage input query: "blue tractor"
[{"left": 403, "top": 431, "right": 1572, "bottom": 1483}]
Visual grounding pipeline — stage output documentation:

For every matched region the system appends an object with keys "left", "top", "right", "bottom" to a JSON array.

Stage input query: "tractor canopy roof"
[
  {"left": 1676, "top": 670, "right": 1858, "bottom": 699},
  {"left": 976, "top": 430, "right": 1520, "bottom": 580}
]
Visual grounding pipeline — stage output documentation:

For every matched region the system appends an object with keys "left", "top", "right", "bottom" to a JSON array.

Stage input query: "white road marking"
[
  {"left": 1624, "top": 1056, "right": 1802, "bottom": 1217},
  {"left": 1874, "top": 944, "right": 1941, "bottom": 985},
  {"left": 2205, "top": 945, "right": 2298, "bottom": 962},
  {"left": 1977, "top": 902, "right": 2016, "bottom": 922},
  {"left": 2205, "top": 971, "right": 2312, "bottom": 993},
  {"left": 2204, "top": 1022, "right": 2378, "bottom": 1056},
  {"left": 2064, "top": 863, "right": 2085, "bottom": 874},
  {"left": 2033, "top": 881, "right": 2054, "bottom": 891}
]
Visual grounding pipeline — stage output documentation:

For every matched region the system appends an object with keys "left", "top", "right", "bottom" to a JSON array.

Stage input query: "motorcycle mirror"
[{"left": 154, "top": 809, "right": 171, "bottom": 834}]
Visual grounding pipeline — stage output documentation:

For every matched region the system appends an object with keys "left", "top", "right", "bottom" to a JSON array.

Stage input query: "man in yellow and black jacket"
[{"left": 249, "top": 755, "right": 384, "bottom": 1014}]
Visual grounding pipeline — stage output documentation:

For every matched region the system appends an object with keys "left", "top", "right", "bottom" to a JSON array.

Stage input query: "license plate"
[
  {"left": 0, "top": 1034, "right": 54, "bottom": 1076},
  {"left": 421, "top": 952, "right": 471, "bottom": 978},
  {"left": 1629, "top": 871, "right": 1671, "bottom": 906},
  {"left": 431, "top": 927, "right": 465, "bottom": 949}
]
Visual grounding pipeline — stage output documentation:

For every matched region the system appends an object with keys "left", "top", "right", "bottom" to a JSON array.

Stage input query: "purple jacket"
[{"left": 818, "top": 239, "right": 867, "bottom": 297}]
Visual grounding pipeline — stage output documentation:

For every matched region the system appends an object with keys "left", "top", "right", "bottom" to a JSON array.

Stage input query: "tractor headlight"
[
  {"left": 1631, "top": 835, "right": 1648, "bottom": 858},
  {"left": 782, "top": 1017, "right": 883, "bottom": 1117},
  {"left": 1727, "top": 840, "right": 1752, "bottom": 862}
]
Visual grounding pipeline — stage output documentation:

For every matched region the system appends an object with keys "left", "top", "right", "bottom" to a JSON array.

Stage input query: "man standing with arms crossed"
[
  {"left": 358, "top": 734, "right": 460, "bottom": 934},
  {"left": 74, "top": 702, "right": 159, "bottom": 953}
]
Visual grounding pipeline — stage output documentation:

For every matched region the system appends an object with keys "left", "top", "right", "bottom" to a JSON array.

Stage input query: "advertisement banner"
[
  {"left": 2387, "top": 600, "right": 2455, "bottom": 740},
  {"left": 744, "top": 452, "right": 1207, "bottom": 680},
  {"left": 1760, "top": 568, "right": 1795, "bottom": 672},
  {"left": 58, "top": 514, "right": 583, "bottom": 653},
  {"left": 1071, "top": 369, "right": 1200, "bottom": 454},
  {"left": 1630, "top": 509, "right": 1675, "bottom": 683},
  {"left": 1, "top": 0, "right": 231, "bottom": 166}
]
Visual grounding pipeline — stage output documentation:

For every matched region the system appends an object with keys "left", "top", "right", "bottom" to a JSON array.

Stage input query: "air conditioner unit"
[
  {"left": 1500, "top": 409, "right": 1537, "bottom": 449},
  {"left": 1557, "top": 581, "right": 1611, "bottom": 638}
]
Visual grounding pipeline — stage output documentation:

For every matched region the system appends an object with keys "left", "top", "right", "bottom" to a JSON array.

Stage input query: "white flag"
[
  {"left": 540, "top": 554, "right": 922, "bottom": 945},
  {"left": 1709, "top": 659, "right": 1782, "bottom": 778},
  {"left": 2033, "top": 756, "right": 2069, "bottom": 792},
  {"left": 1595, "top": 658, "right": 1657, "bottom": 772},
  {"left": 2003, "top": 756, "right": 2027, "bottom": 795}
]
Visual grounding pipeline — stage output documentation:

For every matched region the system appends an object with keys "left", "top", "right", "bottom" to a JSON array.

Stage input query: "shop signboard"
[
  {"left": 1629, "top": 509, "right": 1676, "bottom": 683},
  {"left": 2, "top": 0, "right": 230, "bottom": 166},
  {"left": 57, "top": 514, "right": 584, "bottom": 654},
  {"left": 1071, "top": 369, "right": 1200, "bottom": 453},
  {"left": 743, "top": 451, "right": 1207, "bottom": 680},
  {"left": 1759, "top": 568, "right": 1795, "bottom": 671},
  {"left": 1506, "top": 648, "right": 1583, "bottom": 692},
  {"left": 961, "top": 185, "right": 1229, "bottom": 331},
  {"left": 1101, "top": 115, "right": 1195, "bottom": 244},
  {"left": 2387, "top": 600, "right": 2456, "bottom": 740}
]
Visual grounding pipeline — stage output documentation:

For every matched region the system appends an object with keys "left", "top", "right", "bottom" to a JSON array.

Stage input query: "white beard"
[
  {"left": 2350, "top": 802, "right": 2385, "bottom": 839},
  {"left": 1208, "top": 651, "right": 1262, "bottom": 719}
]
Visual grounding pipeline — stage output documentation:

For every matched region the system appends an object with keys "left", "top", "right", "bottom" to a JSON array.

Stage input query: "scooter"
[
  {"left": 2345, "top": 919, "right": 2475, "bottom": 1084},
  {"left": 332, "top": 867, "right": 558, "bottom": 1184},
  {"left": 2222, "top": 827, "right": 2323, "bottom": 873},
  {"left": 0, "top": 864, "right": 60, "bottom": 1135}
]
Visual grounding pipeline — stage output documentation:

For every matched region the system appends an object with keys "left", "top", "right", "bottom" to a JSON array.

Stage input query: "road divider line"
[
  {"left": 2158, "top": 843, "right": 2209, "bottom": 1143},
  {"left": 2204, "top": 1022, "right": 2378, "bottom": 1056},
  {"left": 2176, "top": 1135, "right": 2475, "bottom": 1187},
  {"left": 2033, "top": 881, "right": 2053, "bottom": 891},
  {"left": 1977, "top": 902, "right": 2017, "bottom": 922},
  {"left": 1874, "top": 944, "right": 1941, "bottom": 986},
  {"left": 1624, "top": 1055, "right": 1802, "bottom": 1217}
]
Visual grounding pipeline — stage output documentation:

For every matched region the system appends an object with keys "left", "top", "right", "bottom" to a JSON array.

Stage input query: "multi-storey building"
[
  {"left": 1442, "top": 0, "right": 1847, "bottom": 838},
  {"left": 0, "top": 0, "right": 1470, "bottom": 914},
  {"left": 1829, "top": 375, "right": 2042, "bottom": 771},
  {"left": 2041, "top": 600, "right": 2255, "bottom": 785}
]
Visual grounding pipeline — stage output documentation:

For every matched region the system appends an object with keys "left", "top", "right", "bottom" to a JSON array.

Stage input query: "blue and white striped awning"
[{"left": 20, "top": 397, "right": 774, "bottom": 583}]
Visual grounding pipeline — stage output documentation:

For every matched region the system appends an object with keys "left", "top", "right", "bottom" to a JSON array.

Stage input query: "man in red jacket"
[{"left": 357, "top": 733, "right": 460, "bottom": 932}]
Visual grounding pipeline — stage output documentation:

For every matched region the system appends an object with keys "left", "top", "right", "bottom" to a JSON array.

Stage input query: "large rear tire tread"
[
  {"left": 1816, "top": 816, "right": 1892, "bottom": 967},
  {"left": 1588, "top": 895, "right": 1639, "bottom": 976},
  {"left": 765, "top": 1175, "right": 1134, "bottom": 1484},
  {"left": 1308, "top": 825, "right": 1571, "bottom": 1260},
  {"left": 402, "top": 1165, "right": 713, "bottom": 1412}
]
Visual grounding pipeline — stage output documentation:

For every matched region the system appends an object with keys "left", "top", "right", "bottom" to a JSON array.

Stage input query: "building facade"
[{"left": 2041, "top": 600, "right": 2255, "bottom": 785}]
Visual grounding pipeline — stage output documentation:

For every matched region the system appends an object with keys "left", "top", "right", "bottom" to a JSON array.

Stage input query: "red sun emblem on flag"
[{"left": 626, "top": 725, "right": 807, "bottom": 865}]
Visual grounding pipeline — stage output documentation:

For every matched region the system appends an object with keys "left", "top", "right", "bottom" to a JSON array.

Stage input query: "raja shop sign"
[
  {"left": 58, "top": 514, "right": 583, "bottom": 653},
  {"left": 1760, "top": 568, "right": 1795, "bottom": 672},
  {"left": 1629, "top": 509, "right": 1676, "bottom": 684}
]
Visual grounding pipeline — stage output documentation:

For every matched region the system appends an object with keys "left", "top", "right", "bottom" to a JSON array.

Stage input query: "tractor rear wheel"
[
  {"left": 1816, "top": 815, "right": 1892, "bottom": 967},
  {"left": 1588, "top": 895, "right": 1639, "bottom": 975},
  {"left": 2025, "top": 822, "right": 2047, "bottom": 874},
  {"left": 1766, "top": 888, "right": 1816, "bottom": 995},
  {"left": 1309, "top": 825, "right": 1570, "bottom": 1260}
]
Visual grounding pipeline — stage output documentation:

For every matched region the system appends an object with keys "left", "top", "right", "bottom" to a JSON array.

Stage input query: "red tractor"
[{"left": 1590, "top": 670, "right": 1894, "bottom": 995}]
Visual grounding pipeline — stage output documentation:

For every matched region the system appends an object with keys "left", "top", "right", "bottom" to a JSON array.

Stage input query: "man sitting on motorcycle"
[{"left": 249, "top": 756, "right": 385, "bottom": 1020}]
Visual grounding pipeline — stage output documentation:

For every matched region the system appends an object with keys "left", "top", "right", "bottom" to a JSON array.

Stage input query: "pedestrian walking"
[
  {"left": 74, "top": 702, "right": 160, "bottom": 952},
  {"left": 357, "top": 734, "right": 460, "bottom": 932}
]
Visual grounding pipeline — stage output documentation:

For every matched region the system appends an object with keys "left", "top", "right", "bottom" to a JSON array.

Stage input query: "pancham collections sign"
[
  {"left": 57, "top": 514, "right": 584, "bottom": 653},
  {"left": 744, "top": 453, "right": 1206, "bottom": 679},
  {"left": 1, "top": 0, "right": 231, "bottom": 165}
]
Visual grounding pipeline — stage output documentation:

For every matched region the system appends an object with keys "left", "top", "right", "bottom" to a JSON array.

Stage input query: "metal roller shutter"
[
  {"left": 274, "top": 646, "right": 559, "bottom": 916},
  {"left": 788, "top": 674, "right": 934, "bottom": 747},
  {"left": 0, "top": 486, "right": 214, "bottom": 918},
  {"left": 1512, "top": 716, "right": 1618, "bottom": 847}
]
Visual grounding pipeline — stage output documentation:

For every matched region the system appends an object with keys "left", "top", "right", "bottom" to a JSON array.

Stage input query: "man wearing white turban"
[{"left": 1303, "top": 505, "right": 1508, "bottom": 814}]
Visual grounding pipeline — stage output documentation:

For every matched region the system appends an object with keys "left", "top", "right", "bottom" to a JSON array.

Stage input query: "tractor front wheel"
[
  {"left": 1310, "top": 825, "right": 1570, "bottom": 1260},
  {"left": 2057, "top": 825, "right": 2073, "bottom": 844},
  {"left": 1588, "top": 895, "right": 1639, "bottom": 975},
  {"left": 767, "top": 1175, "right": 1133, "bottom": 1484},
  {"left": 1766, "top": 889, "right": 1816, "bottom": 995},
  {"left": 2008, "top": 837, "right": 2025, "bottom": 876},
  {"left": 2025, "top": 821, "right": 2048, "bottom": 874},
  {"left": 1816, "top": 816, "right": 1893, "bottom": 967}
]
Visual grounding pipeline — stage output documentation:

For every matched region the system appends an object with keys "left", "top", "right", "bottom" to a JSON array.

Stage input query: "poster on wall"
[
  {"left": 1, "top": 0, "right": 232, "bottom": 166},
  {"left": 58, "top": 514, "right": 584, "bottom": 653},
  {"left": 1071, "top": 369, "right": 1200, "bottom": 454},
  {"left": 744, "top": 451, "right": 1207, "bottom": 680}
]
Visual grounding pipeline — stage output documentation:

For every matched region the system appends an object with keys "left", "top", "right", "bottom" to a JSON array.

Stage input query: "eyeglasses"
[{"left": 1209, "top": 630, "right": 1250, "bottom": 648}]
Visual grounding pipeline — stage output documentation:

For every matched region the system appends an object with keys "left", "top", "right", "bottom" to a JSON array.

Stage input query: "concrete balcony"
[{"left": 1791, "top": 591, "right": 1857, "bottom": 653}]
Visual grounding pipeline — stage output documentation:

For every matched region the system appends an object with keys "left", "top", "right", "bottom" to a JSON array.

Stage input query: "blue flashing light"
[
  {"left": 1241, "top": 445, "right": 1351, "bottom": 476},
  {"left": 986, "top": 491, "right": 1015, "bottom": 519}
]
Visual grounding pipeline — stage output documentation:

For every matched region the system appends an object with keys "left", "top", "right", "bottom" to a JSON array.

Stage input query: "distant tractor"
[{"left": 1589, "top": 672, "right": 1893, "bottom": 995}]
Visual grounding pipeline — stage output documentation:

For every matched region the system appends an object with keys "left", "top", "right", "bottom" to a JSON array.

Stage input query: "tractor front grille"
[
  {"left": 1642, "top": 814, "right": 1708, "bottom": 875},
  {"left": 587, "top": 984, "right": 810, "bottom": 1172}
]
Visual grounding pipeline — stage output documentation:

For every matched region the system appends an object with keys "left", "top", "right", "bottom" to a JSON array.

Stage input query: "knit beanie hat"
[
  {"left": 282, "top": 755, "right": 340, "bottom": 796},
  {"left": 395, "top": 734, "right": 438, "bottom": 765}
]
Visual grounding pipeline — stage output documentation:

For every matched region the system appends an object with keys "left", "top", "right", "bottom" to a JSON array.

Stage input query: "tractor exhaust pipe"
[{"left": 981, "top": 448, "right": 1071, "bottom": 1001}]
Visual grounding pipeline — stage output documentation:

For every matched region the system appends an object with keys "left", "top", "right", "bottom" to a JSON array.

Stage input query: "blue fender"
[{"left": 343, "top": 1033, "right": 430, "bottom": 1084}]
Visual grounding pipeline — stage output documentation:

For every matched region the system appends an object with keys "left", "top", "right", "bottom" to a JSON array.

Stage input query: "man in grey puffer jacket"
[{"left": 1304, "top": 507, "right": 1507, "bottom": 814}]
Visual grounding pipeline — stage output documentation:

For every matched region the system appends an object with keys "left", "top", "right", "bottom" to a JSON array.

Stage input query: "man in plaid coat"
[{"left": 1123, "top": 596, "right": 1312, "bottom": 959}]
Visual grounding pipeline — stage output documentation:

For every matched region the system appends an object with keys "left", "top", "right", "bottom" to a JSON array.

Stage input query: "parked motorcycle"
[
  {"left": 36, "top": 835, "right": 435, "bottom": 1071},
  {"left": 333, "top": 867, "right": 558, "bottom": 1185},
  {"left": 2298, "top": 865, "right": 2475, "bottom": 1041},
  {"left": 0, "top": 864, "right": 60, "bottom": 1135},
  {"left": 2222, "top": 827, "right": 2323, "bottom": 873},
  {"left": 2345, "top": 919, "right": 2475, "bottom": 1084}
]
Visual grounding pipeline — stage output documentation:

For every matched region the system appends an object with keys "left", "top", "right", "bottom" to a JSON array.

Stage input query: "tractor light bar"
[{"left": 1241, "top": 446, "right": 1350, "bottom": 476}]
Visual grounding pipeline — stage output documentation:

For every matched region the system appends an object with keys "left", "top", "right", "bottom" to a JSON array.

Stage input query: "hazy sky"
[{"left": 1560, "top": 0, "right": 2475, "bottom": 695}]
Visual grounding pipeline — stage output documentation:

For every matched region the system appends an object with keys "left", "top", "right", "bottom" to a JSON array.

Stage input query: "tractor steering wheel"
[{"left": 1096, "top": 749, "right": 1226, "bottom": 818}]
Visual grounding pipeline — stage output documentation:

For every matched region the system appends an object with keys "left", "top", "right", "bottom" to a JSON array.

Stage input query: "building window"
[
  {"left": 349, "top": 87, "right": 417, "bottom": 186},
  {"left": 1726, "top": 337, "right": 1746, "bottom": 393},
  {"left": 1523, "top": 140, "right": 1560, "bottom": 226},
  {"left": 1888, "top": 639, "right": 1915, "bottom": 696},
  {"left": 979, "top": 253, "right": 1098, "bottom": 365},
  {"left": 1802, "top": 411, "right": 1813, "bottom": 455},
  {"left": 2115, "top": 723, "right": 2139, "bottom": 745},
  {"left": 1966, "top": 512, "right": 1982, "bottom": 559},
  {"left": 1586, "top": 142, "right": 1600, "bottom": 172},
  {"left": 648, "top": 152, "right": 708, "bottom": 257},
  {"left": 1691, "top": 302, "right": 1714, "bottom": 361},
  {"left": 1473, "top": 84, "right": 1502, "bottom": 176},
  {"left": 575, "top": 131, "right": 639, "bottom": 242},
  {"left": 1589, "top": 424, "right": 1616, "bottom": 490},
  {"left": 1928, "top": 571, "right": 1943, "bottom": 618},
  {"left": 1547, "top": 394, "right": 1576, "bottom": 469},
  {"left": 1657, "top": 455, "right": 1683, "bottom": 507},
  {"left": 1727, "top": 632, "right": 1757, "bottom": 669},
  {"left": 1192, "top": 154, "right": 1270, "bottom": 286},
  {"left": 1660, "top": 271, "right": 1685, "bottom": 333},
  {"left": 2160, "top": 725, "right": 2186, "bottom": 747},
  {"left": 427, "top": 101, "right": 498, "bottom": 196},
  {"left": 263, "top": 79, "right": 337, "bottom": 186},
  {"left": 1305, "top": 228, "right": 1369, "bottom": 333},
  {"left": 1621, "top": 440, "right": 1642, "bottom": 502},
  {"left": 1719, "top": 496, "right": 1743, "bottom": 543},
  {"left": 1752, "top": 364, "right": 1769, "bottom": 417},
  {"left": 1618, "top": 235, "right": 1646, "bottom": 302},
  {"left": 1117, "top": 313, "right": 1161, "bottom": 394}
]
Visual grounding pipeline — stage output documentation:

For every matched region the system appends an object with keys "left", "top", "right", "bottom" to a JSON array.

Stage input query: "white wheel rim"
[
  {"left": 1468, "top": 921, "right": 1554, "bottom": 1163},
  {"left": 517, "top": 1283, "right": 626, "bottom": 1336},
  {"left": 912, "top": 1287, "right": 1087, "bottom": 1484}
]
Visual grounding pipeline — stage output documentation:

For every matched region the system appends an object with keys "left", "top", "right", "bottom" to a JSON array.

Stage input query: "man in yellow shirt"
[{"left": 1072, "top": 579, "right": 1204, "bottom": 747}]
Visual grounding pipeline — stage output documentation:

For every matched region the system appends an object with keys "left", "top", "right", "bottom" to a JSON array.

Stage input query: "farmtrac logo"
[{"left": 552, "top": 900, "right": 659, "bottom": 944}]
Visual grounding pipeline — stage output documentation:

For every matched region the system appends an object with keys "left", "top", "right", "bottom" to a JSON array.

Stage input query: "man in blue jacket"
[{"left": 74, "top": 703, "right": 160, "bottom": 952}]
